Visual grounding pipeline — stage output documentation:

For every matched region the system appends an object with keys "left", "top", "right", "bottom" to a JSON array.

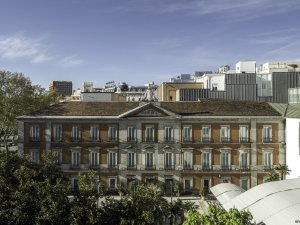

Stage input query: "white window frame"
[
  {"left": 30, "top": 125, "right": 40, "bottom": 141},
  {"left": 127, "top": 126, "right": 136, "bottom": 142},
  {"left": 183, "top": 150, "right": 193, "bottom": 169},
  {"left": 183, "top": 126, "right": 192, "bottom": 142},
  {"left": 108, "top": 126, "right": 118, "bottom": 142},
  {"left": 52, "top": 124, "right": 62, "bottom": 142},
  {"left": 263, "top": 149, "right": 273, "bottom": 170},
  {"left": 90, "top": 150, "right": 99, "bottom": 167},
  {"left": 127, "top": 152, "right": 136, "bottom": 168},
  {"left": 145, "top": 125, "right": 154, "bottom": 142},
  {"left": 201, "top": 126, "right": 211, "bottom": 142},
  {"left": 71, "top": 150, "right": 81, "bottom": 168},
  {"left": 183, "top": 177, "right": 193, "bottom": 193},
  {"left": 239, "top": 149, "right": 250, "bottom": 170},
  {"left": 201, "top": 149, "right": 212, "bottom": 170},
  {"left": 108, "top": 151, "right": 117, "bottom": 168},
  {"left": 108, "top": 177, "right": 117, "bottom": 190},
  {"left": 220, "top": 149, "right": 231, "bottom": 170},
  {"left": 145, "top": 152, "right": 155, "bottom": 169},
  {"left": 72, "top": 125, "right": 81, "bottom": 142},
  {"left": 165, "top": 152, "right": 173, "bottom": 169},
  {"left": 30, "top": 149, "right": 39, "bottom": 163},
  {"left": 239, "top": 125, "right": 249, "bottom": 142},
  {"left": 53, "top": 148, "right": 62, "bottom": 165},
  {"left": 164, "top": 127, "right": 173, "bottom": 142},
  {"left": 263, "top": 125, "right": 272, "bottom": 143},
  {"left": 240, "top": 177, "right": 249, "bottom": 190},
  {"left": 220, "top": 125, "right": 230, "bottom": 142},
  {"left": 90, "top": 125, "right": 99, "bottom": 142}
]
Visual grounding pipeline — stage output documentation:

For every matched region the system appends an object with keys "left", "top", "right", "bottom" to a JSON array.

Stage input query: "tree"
[
  {"left": 0, "top": 151, "right": 70, "bottom": 225},
  {"left": 0, "top": 71, "right": 58, "bottom": 152},
  {"left": 265, "top": 169, "right": 280, "bottom": 182},
  {"left": 274, "top": 164, "right": 291, "bottom": 180},
  {"left": 183, "top": 205, "right": 255, "bottom": 225}
]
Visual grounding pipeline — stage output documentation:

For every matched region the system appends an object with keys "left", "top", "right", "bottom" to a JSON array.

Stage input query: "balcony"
[
  {"left": 145, "top": 164, "right": 156, "bottom": 170},
  {"left": 164, "top": 164, "right": 175, "bottom": 170},
  {"left": 164, "top": 138, "right": 174, "bottom": 143},
  {"left": 201, "top": 137, "right": 211, "bottom": 143},
  {"left": 221, "top": 165, "right": 232, "bottom": 171},
  {"left": 183, "top": 137, "right": 193, "bottom": 143},
  {"left": 239, "top": 137, "right": 249, "bottom": 143},
  {"left": 221, "top": 137, "right": 231, "bottom": 143},
  {"left": 127, "top": 164, "right": 137, "bottom": 170},
  {"left": 263, "top": 138, "right": 273, "bottom": 143},
  {"left": 183, "top": 165, "right": 193, "bottom": 170},
  {"left": 71, "top": 164, "right": 81, "bottom": 170},
  {"left": 71, "top": 139, "right": 81, "bottom": 142},
  {"left": 201, "top": 165, "right": 212, "bottom": 171},
  {"left": 52, "top": 138, "right": 62, "bottom": 143},
  {"left": 127, "top": 137, "right": 137, "bottom": 143},
  {"left": 239, "top": 166, "right": 250, "bottom": 171},
  {"left": 90, "top": 164, "right": 100, "bottom": 170},
  {"left": 264, "top": 165, "right": 273, "bottom": 171},
  {"left": 108, "top": 164, "right": 118, "bottom": 170},
  {"left": 108, "top": 137, "right": 118, "bottom": 143}
]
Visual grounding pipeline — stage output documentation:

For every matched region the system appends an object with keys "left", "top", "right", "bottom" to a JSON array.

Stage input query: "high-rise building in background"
[{"left": 49, "top": 81, "right": 73, "bottom": 96}]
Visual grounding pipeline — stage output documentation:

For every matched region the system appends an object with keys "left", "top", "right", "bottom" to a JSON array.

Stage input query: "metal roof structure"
[{"left": 210, "top": 178, "right": 300, "bottom": 225}]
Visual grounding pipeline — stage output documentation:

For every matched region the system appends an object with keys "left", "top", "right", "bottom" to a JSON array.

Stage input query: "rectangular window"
[
  {"left": 127, "top": 152, "right": 136, "bottom": 169},
  {"left": 30, "top": 150, "right": 39, "bottom": 163},
  {"left": 52, "top": 124, "right": 62, "bottom": 142},
  {"left": 220, "top": 126, "right": 230, "bottom": 142},
  {"left": 184, "top": 151, "right": 193, "bottom": 169},
  {"left": 202, "top": 152, "right": 211, "bottom": 170},
  {"left": 183, "top": 126, "right": 192, "bottom": 142},
  {"left": 221, "top": 152, "right": 230, "bottom": 169},
  {"left": 72, "top": 178, "right": 79, "bottom": 192},
  {"left": 53, "top": 148, "right": 62, "bottom": 165},
  {"left": 264, "top": 151, "right": 272, "bottom": 170},
  {"left": 108, "top": 126, "right": 117, "bottom": 142},
  {"left": 90, "top": 125, "right": 99, "bottom": 141},
  {"left": 90, "top": 151, "right": 99, "bottom": 167},
  {"left": 71, "top": 151, "right": 80, "bottom": 168},
  {"left": 127, "top": 127, "right": 136, "bottom": 142},
  {"left": 108, "top": 152, "right": 117, "bottom": 169},
  {"left": 263, "top": 126, "right": 272, "bottom": 143},
  {"left": 241, "top": 178, "right": 249, "bottom": 190},
  {"left": 108, "top": 177, "right": 117, "bottom": 190},
  {"left": 146, "top": 126, "right": 154, "bottom": 142},
  {"left": 239, "top": 126, "right": 249, "bottom": 142},
  {"left": 202, "top": 126, "right": 211, "bottom": 142},
  {"left": 72, "top": 126, "right": 81, "bottom": 142},
  {"left": 164, "top": 127, "right": 173, "bottom": 142},
  {"left": 30, "top": 125, "right": 40, "bottom": 141},
  {"left": 145, "top": 152, "right": 154, "bottom": 169},
  {"left": 240, "top": 152, "right": 248, "bottom": 170},
  {"left": 165, "top": 152, "right": 173, "bottom": 169}
]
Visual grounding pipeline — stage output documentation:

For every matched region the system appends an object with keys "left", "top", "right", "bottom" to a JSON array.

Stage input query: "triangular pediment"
[{"left": 118, "top": 102, "right": 181, "bottom": 118}]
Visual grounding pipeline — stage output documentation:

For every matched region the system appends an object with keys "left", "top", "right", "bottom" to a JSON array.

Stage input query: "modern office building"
[
  {"left": 17, "top": 99, "right": 284, "bottom": 193},
  {"left": 49, "top": 81, "right": 73, "bottom": 96}
]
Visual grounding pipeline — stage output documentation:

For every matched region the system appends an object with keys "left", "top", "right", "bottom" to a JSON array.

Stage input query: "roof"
[
  {"left": 20, "top": 99, "right": 281, "bottom": 117},
  {"left": 210, "top": 183, "right": 244, "bottom": 205},
  {"left": 211, "top": 178, "right": 300, "bottom": 225},
  {"left": 270, "top": 103, "right": 300, "bottom": 118}
]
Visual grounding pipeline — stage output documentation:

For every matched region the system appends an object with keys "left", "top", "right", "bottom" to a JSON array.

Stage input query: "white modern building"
[
  {"left": 235, "top": 60, "right": 256, "bottom": 73},
  {"left": 195, "top": 73, "right": 225, "bottom": 91},
  {"left": 257, "top": 61, "right": 300, "bottom": 74}
]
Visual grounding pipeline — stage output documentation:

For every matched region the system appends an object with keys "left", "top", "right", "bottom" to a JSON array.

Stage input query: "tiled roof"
[{"left": 25, "top": 99, "right": 281, "bottom": 117}]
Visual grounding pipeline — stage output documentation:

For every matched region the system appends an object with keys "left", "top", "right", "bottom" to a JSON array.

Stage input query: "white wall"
[
  {"left": 195, "top": 74, "right": 225, "bottom": 91},
  {"left": 236, "top": 61, "right": 256, "bottom": 73},
  {"left": 286, "top": 118, "right": 300, "bottom": 179},
  {"left": 81, "top": 92, "right": 112, "bottom": 102}
]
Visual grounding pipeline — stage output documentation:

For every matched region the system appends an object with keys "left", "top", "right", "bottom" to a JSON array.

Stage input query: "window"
[
  {"left": 108, "top": 177, "right": 117, "bottom": 191},
  {"left": 30, "top": 150, "right": 39, "bottom": 163},
  {"left": 72, "top": 125, "right": 81, "bottom": 142},
  {"left": 183, "top": 178, "right": 192, "bottom": 193},
  {"left": 146, "top": 126, "right": 154, "bottom": 142},
  {"left": 165, "top": 152, "right": 173, "bottom": 169},
  {"left": 239, "top": 126, "right": 249, "bottom": 142},
  {"left": 183, "top": 126, "right": 192, "bottom": 142},
  {"left": 212, "top": 83, "right": 218, "bottom": 91},
  {"left": 127, "top": 127, "right": 136, "bottom": 142},
  {"left": 90, "top": 125, "right": 99, "bottom": 141},
  {"left": 263, "top": 125, "right": 272, "bottom": 143},
  {"left": 53, "top": 148, "right": 62, "bottom": 165},
  {"left": 220, "top": 125, "right": 230, "bottom": 142},
  {"left": 202, "top": 151, "right": 211, "bottom": 170},
  {"left": 263, "top": 150, "right": 273, "bottom": 170},
  {"left": 108, "top": 126, "right": 117, "bottom": 142},
  {"left": 239, "top": 151, "right": 249, "bottom": 170},
  {"left": 30, "top": 125, "right": 40, "bottom": 141},
  {"left": 108, "top": 152, "right": 117, "bottom": 169},
  {"left": 202, "top": 126, "right": 211, "bottom": 142},
  {"left": 184, "top": 151, "right": 193, "bottom": 169},
  {"left": 71, "top": 151, "right": 80, "bottom": 168},
  {"left": 90, "top": 151, "right": 99, "bottom": 167},
  {"left": 220, "top": 151, "right": 231, "bottom": 170},
  {"left": 221, "top": 177, "right": 231, "bottom": 183},
  {"left": 72, "top": 177, "right": 79, "bottom": 192},
  {"left": 52, "top": 124, "right": 62, "bottom": 142},
  {"left": 145, "top": 152, "right": 155, "bottom": 169},
  {"left": 164, "top": 127, "right": 173, "bottom": 142},
  {"left": 240, "top": 178, "right": 249, "bottom": 190},
  {"left": 127, "top": 152, "right": 136, "bottom": 169}
]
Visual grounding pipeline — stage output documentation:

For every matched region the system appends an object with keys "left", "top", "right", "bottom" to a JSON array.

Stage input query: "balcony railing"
[
  {"left": 183, "top": 165, "right": 193, "bottom": 170},
  {"left": 164, "top": 164, "right": 175, "bottom": 170},
  {"left": 201, "top": 137, "right": 211, "bottom": 143},
  {"left": 221, "top": 165, "right": 231, "bottom": 170},
  {"left": 90, "top": 164, "right": 100, "bottom": 170},
  {"left": 239, "top": 165, "right": 250, "bottom": 171},
  {"left": 127, "top": 164, "right": 137, "bottom": 170},
  {"left": 145, "top": 165, "right": 156, "bottom": 170},
  {"left": 145, "top": 137, "right": 155, "bottom": 143},
  {"left": 202, "top": 165, "right": 212, "bottom": 171},
  {"left": 221, "top": 137, "right": 231, "bottom": 143},
  {"left": 108, "top": 164, "right": 118, "bottom": 170},
  {"left": 127, "top": 137, "right": 137, "bottom": 142},
  {"left": 183, "top": 137, "right": 193, "bottom": 143},
  {"left": 263, "top": 138, "right": 273, "bottom": 143},
  {"left": 71, "top": 164, "right": 80, "bottom": 170},
  {"left": 239, "top": 137, "right": 249, "bottom": 143},
  {"left": 164, "top": 138, "right": 174, "bottom": 143},
  {"left": 108, "top": 137, "right": 118, "bottom": 142},
  {"left": 264, "top": 165, "right": 273, "bottom": 171}
]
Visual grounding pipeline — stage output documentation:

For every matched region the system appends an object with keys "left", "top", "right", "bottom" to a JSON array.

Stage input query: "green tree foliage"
[
  {"left": 274, "top": 164, "right": 291, "bottom": 180},
  {"left": 265, "top": 169, "right": 280, "bottom": 182},
  {"left": 0, "top": 151, "right": 70, "bottom": 225},
  {"left": 0, "top": 70, "right": 58, "bottom": 151},
  {"left": 183, "top": 205, "right": 255, "bottom": 225}
]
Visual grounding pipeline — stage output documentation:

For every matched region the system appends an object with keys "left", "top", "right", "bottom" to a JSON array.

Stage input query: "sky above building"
[{"left": 1, "top": 0, "right": 300, "bottom": 90}]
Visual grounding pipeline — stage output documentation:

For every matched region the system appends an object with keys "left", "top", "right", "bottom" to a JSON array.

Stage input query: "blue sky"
[{"left": 1, "top": 0, "right": 300, "bottom": 90}]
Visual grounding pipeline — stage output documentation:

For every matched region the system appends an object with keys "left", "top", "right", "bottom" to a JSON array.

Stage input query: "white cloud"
[
  {"left": 0, "top": 34, "right": 53, "bottom": 64},
  {"left": 60, "top": 55, "right": 84, "bottom": 66}
]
